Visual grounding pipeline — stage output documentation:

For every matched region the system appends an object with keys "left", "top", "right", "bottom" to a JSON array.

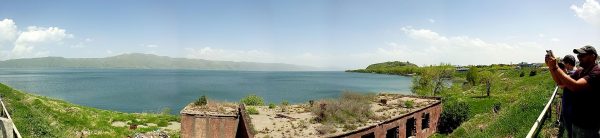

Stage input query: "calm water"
[{"left": 0, "top": 68, "right": 412, "bottom": 114}]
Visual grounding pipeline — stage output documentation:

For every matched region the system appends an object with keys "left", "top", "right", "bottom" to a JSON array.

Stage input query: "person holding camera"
[
  {"left": 557, "top": 55, "right": 577, "bottom": 138},
  {"left": 546, "top": 45, "right": 600, "bottom": 138}
]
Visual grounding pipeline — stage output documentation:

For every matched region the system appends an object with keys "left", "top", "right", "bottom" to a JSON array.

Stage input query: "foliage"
[
  {"left": 411, "top": 64, "right": 455, "bottom": 96},
  {"left": 478, "top": 71, "right": 494, "bottom": 97},
  {"left": 346, "top": 61, "right": 420, "bottom": 75},
  {"left": 529, "top": 69, "right": 537, "bottom": 76},
  {"left": 315, "top": 124, "right": 337, "bottom": 135},
  {"left": 404, "top": 100, "right": 415, "bottom": 108},
  {"left": 438, "top": 100, "right": 470, "bottom": 134},
  {"left": 519, "top": 71, "right": 525, "bottom": 77},
  {"left": 351, "top": 62, "right": 556, "bottom": 137},
  {"left": 281, "top": 100, "right": 289, "bottom": 106},
  {"left": 246, "top": 106, "right": 260, "bottom": 115},
  {"left": 240, "top": 94, "right": 265, "bottom": 106},
  {"left": 311, "top": 92, "right": 375, "bottom": 126},
  {"left": 268, "top": 103, "right": 276, "bottom": 109},
  {"left": 194, "top": 95, "right": 208, "bottom": 106},
  {"left": 466, "top": 67, "right": 479, "bottom": 86}
]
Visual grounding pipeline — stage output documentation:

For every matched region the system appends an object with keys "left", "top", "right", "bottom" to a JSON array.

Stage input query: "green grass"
[
  {"left": 353, "top": 62, "right": 556, "bottom": 137},
  {"left": 429, "top": 67, "right": 555, "bottom": 137},
  {"left": 0, "top": 83, "right": 180, "bottom": 137}
]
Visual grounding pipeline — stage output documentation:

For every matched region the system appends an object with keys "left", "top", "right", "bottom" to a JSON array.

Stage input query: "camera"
[{"left": 546, "top": 50, "right": 554, "bottom": 57}]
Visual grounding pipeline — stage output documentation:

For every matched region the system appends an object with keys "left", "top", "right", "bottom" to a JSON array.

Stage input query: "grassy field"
[
  {"left": 352, "top": 61, "right": 558, "bottom": 137},
  {"left": 434, "top": 68, "right": 556, "bottom": 137},
  {"left": 0, "top": 83, "right": 180, "bottom": 137}
]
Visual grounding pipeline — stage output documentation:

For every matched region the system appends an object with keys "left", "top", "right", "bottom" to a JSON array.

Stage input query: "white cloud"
[
  {"left": 11, "top": 26, "right": 73, "bottom": 58},
  {"left": 428, "top": 19, "right": 435, "bottom": 23},
  {"left": 0, "top": 19, "right": 18, "bottom": 48},
  {"left": 0, "top": 19, "right": 78, "bottom": 59},
  {"left": 550, "top": 38, "right": 561, "bottom": 42},
  {"left": 571, "top": 0, "right": 600, "bottom": 27},
  {"left": 374, "top": 27, "right": 545, "bottom": 66}
]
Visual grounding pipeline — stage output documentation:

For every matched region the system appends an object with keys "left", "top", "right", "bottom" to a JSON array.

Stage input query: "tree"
[
  {"left": 412, "top": 64, "right": 454, "bottom": 96},
  {"left": 466, "top": 67, "right": 479, "bottom": 86},
  {"left": 479, "top": 71, "right": 494, "bottom": 97}
]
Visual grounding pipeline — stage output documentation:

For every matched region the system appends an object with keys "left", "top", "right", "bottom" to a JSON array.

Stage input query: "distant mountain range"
[{"left": 0, "top": 53, "right": 319, "bottom": 71}]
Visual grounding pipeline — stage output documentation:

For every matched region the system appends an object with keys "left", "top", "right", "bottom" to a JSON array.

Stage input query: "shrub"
[
  {"left": 315, "top": 124, "right": 337, "bottom": 135},
  {"left": 281, "top": 100, "right": 289, "bottom": 106},
  {"left": 404, "top": 100, "right": 415, "bottom": 108},
  {"left": 246, "top": 106, "right": 259, "bottom": 115},
  {"left": 438, "top": 100, "right": 470, "bottom": 134},
  {"left": 519, "top": 71, "right": 525, "bottom": 77},
  {"left": 160, "top": 107, "right": 171, "bottom": 115},
  {"left": 529, "top": 70, "right": 537, "bottom": 76},
  {"left": 311, "top": 92, "right": 374, "bottom": 125},
  {"left": 241, "top": 94, "right": 264, "bottom": 106},
  {"left": 268, "top": 103, "right": 276, "bottom": 109},
  {"left": 194, "top": 95, "right": 208, "bottom": 106}
]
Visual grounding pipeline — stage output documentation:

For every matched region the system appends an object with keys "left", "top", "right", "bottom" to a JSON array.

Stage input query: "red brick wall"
[
  {"left": 180, "top": 114, "right": 239, "bottom": 138},
  {"left": 332, "top": 101, "right": 442, "bottom": 138}
]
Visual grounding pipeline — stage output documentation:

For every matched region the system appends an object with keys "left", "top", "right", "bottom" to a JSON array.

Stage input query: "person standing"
[
  {"left": 546, "top": 45, "right": 600, "bottom": 138},
  {"left": 557, "top": 55, "right": 577, "bottom": 138}
]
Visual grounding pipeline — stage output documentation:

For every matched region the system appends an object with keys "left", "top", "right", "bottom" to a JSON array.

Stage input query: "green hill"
[
  {"left": 0, "top": 83, "right": 179, "bottom": 137},
  {"left": 0, "top": 53, "right": 317, "bottom": 71},
  {"left": 365, "top": 61, "right": 417, "bottom": 69},
  {"left": 346, "top": 61, "right": 419, "bottom": 75}
]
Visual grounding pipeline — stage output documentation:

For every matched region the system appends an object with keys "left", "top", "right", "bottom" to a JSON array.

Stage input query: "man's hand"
[{"left": 545, "top": 54, "right": 557, "bottom": 70}]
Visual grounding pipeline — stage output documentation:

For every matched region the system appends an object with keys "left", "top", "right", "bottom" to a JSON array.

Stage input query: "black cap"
[
  {"left": 562, "top": 55, "right": 576, "bottom": 65},
  {"left": 573, "top": 45, "right": 597, "bottom": 55}
]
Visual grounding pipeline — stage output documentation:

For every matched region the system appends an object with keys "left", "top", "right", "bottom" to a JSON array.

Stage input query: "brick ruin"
[{"left": 180, "top": 94, "right": 441, "bottom": 138}]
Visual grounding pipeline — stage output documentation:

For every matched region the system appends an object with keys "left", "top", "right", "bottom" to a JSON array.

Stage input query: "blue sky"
[{"left": 0, "top": 0, "right": 599, "bottom": 69}]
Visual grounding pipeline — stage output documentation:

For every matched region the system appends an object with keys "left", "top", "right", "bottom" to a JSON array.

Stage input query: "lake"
[{"left": 0, "top": 68, "right": 413, "bottom": 114}]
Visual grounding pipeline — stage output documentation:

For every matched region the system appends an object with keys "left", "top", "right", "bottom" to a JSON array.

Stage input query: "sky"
[{"left": 0, "top": 0, "right": 599, "bottom": 69}]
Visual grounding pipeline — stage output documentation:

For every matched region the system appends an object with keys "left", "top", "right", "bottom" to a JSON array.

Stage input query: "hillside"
[
  {"left": 355, "top": 62, "right": 557, "bottom": 137},
  {"left": 0, "top": 83, "right": 180, "bottom": 137},
  {"left": 0, "top": 53, "right": 317, "bottom": 71},
  {"left": 346, "top": 61, "right": 419, "bottom": 75}
]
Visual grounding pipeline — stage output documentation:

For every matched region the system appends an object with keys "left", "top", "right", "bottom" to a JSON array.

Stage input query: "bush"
[
  {"left": 194, "top": 95, "right": 207, "bottom": 106},
  {"left": 268, "top": 103, "right": 276, "bottom": 109},
  {"left": 315, "top": 124, "right": 337, "bottom": 135},
  {"left": 281, "top": 100, "right": 289, "bottom": 106},
  {"left": 404, "top": 100, "right": 415, "bottom": 108},
  {"left": 529, "top": 70, "right": 537, "bottom": 76},
  {"left": 311, "top": 92, "right": 374, "bottom": 125},
  {"left": 519, "top": 71, "right": 525, "bottom": 77},
  {"left": 241, "top": 94, "right": 264, "bottom": 106},
  {"left": 438, "top": 100, "right": 470, "bottom": 134},
  {"left": 246, "top": 106, "right": 259, "bottom": 115}
]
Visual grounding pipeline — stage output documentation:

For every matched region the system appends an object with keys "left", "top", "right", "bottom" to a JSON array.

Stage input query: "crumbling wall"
[
  {"left": 331, "top": 101, "right": 442, "bottom": 138},
  {"left": 180, "top": 113, "right": 239, "bottom": 138}
]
